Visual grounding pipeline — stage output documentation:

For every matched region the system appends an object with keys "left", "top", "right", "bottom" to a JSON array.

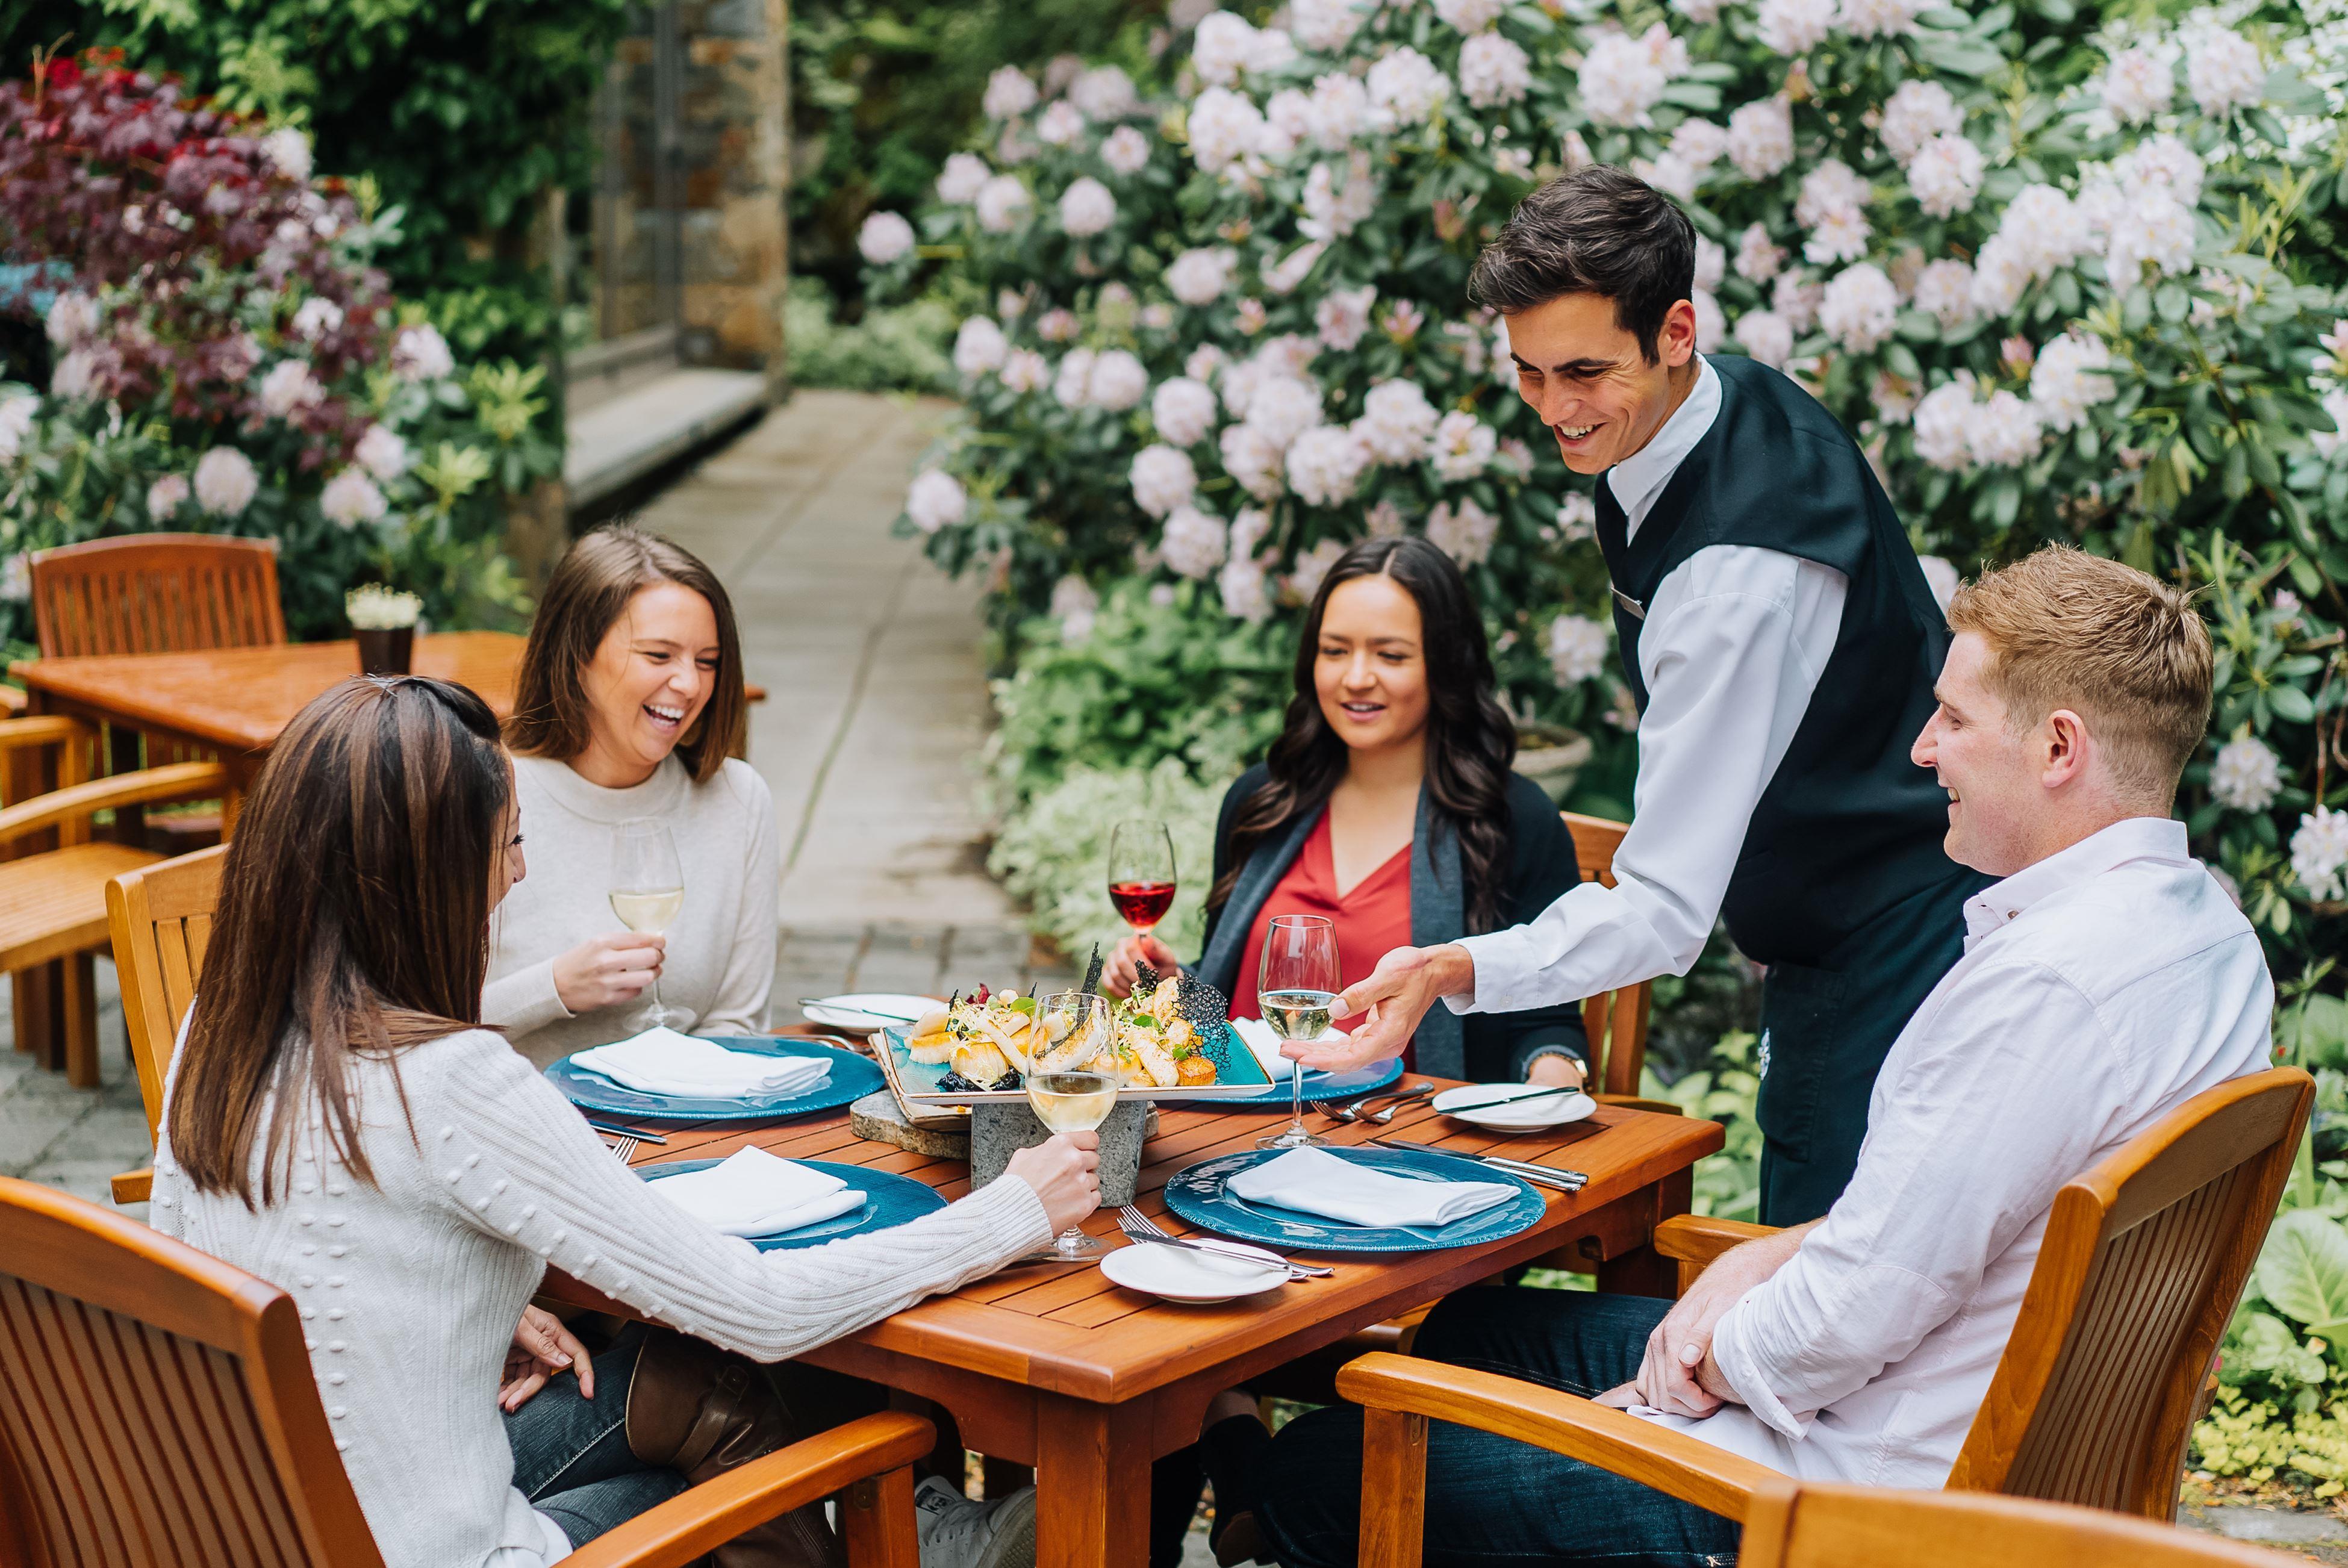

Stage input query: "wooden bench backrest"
[
  {"left": 0, "top": 1174, "right": 382, "bottom": 1567},
  {"left": 107, "top": 844, "right": 227, "bottom": 1141},
  {"left": 1948, "top": 1066, "right": 2313, "bottom": 1517},
  {"left": 30, "top": 534, "right": 287, "bottom": 658},
  {"left": 1560, "top": 812, "right": 1651, "bottom": 1098},
  {"left": 1740, "top": 1480, "right": 2299, "bottom": 1568}
]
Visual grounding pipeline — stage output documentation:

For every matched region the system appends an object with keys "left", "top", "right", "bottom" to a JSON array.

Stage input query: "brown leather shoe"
[{"left": 626, "top": 1329, "right": 847, "bottom": 1568}]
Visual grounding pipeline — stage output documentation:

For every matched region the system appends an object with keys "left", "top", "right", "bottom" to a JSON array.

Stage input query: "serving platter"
[{"left": 878, "top": 1016, "right": 1279, "bottom": 1107}]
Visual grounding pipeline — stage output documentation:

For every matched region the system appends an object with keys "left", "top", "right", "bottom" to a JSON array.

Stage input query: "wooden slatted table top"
[
  {"left": 11, "top": 630, "right": 768, "bottom": 754},
  {"left": 606, "top": 1089, "right": 1723, "bottom": 1406},
  {"left": 11, "top": 631, "right": 530, "bottom": 753}
]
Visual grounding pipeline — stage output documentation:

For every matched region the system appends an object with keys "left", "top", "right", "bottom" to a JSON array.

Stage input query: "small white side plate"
[
  {"left": 1100, "top": 1241, "right": 1289, "bottom": 1304},
  {"left": 802, "top": 994, "right": 940, "bottom": 1033},
  {"left": 1432, "top": 1084, "right": 1597, "bottom": 1131}
]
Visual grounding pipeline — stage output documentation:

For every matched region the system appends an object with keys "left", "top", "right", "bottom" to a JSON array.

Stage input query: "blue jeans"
[
  {"left": 1249, "top": 1288, "right": 1743, "bottom": 1567},
  {"left": 505, "top": 1324, "right": 687, "bottom": 1548}
]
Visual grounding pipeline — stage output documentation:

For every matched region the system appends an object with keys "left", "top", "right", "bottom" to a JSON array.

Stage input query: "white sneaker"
[{"left": 913, "top": 1475, "right": 1037, "bottom": 1568}]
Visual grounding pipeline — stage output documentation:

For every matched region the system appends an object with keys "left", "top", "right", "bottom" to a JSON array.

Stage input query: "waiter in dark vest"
[{"left": 1313, "top": 166, "right": 1990, "bottom": 1224}]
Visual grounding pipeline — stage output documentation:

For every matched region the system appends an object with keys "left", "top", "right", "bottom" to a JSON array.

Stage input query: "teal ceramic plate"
[
  {"left": 1162, "top": 1145, "right": 1545, "bottom": 1254},
  {"left": 548, "top": 1038, "right": 883, "bottom": 1124},
  {"left": 634, "top": 1158, "right": 945, "bottom": 1250}
]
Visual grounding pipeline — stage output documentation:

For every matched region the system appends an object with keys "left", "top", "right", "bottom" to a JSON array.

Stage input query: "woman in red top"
[{"left": 1103, "top": 536, "right": 1589, "bottom": 1086}]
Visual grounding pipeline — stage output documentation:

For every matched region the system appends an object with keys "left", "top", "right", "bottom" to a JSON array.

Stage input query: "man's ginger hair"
[{"left": 1945, "top": 546, "right": 2213, "bottom": 805}]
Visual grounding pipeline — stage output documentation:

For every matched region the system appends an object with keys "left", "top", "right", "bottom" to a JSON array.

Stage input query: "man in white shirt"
[
  {"left": 1307, "top": 169, "right": 1988, "bottom": 1223},
  {"left": 1219, "top": 547, "right": 2272, "bottom": 1567}
]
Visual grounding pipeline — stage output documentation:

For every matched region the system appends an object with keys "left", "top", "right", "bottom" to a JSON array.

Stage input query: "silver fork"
[
  {"left": 1327, "top": 1082, "right": 1434, "bottom": 1125},
  {"left": 1115, "top": 1206, "right": 1334, "bottom": 1278},
  {"left": 603, "top": 1133, "right": 641, "bottom": 1165}
]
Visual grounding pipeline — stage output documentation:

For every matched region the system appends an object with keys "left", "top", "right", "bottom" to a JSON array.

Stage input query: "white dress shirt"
[
  {"left": 1450, "top": 356, "right": 1852, "bottom": 1013},
  {"left": 1645, "top": 818, "right": 2273, "bottom": 1486}
]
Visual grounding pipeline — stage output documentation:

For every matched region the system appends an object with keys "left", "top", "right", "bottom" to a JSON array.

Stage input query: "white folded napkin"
[
  {"left": 1228, "top": 1146, "right": 1518, "bottom": 1230},
  {"left": 573, "top": 1028, "right": 833, "bottom": 1100},
  {"left": 646, "top": 1146, "right": 868, "bottom": 1237},
  {"left": 1230, "top": 1016, "right": 1345, "bottom": 1080}
]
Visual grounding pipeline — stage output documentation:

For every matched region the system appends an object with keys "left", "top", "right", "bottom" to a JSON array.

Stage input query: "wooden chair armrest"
[
  {"left": 1335, "top": 1352, "right": 1777, "bottom": 1522},
  {"left": 0, "top": 686, "right": 28, "bottom": 717},
  {"left": 0, "top": 760, "right": 231, "bottom": 845},
  {"left": 1653, "top": 1215, "right": 1779, "bottom": 1271},
  {"left": 112, "top": 1168, "right": 153, "bottom": 1205},
  {"left": 556, "top": 1411, "right": 935, "bottom": 1568},
  {"left": 0, "top": 715, "right": 92, "bottom": 751},
  {"left": 1592, "top": 1095, "right": 1683, "bottom": 1115}
]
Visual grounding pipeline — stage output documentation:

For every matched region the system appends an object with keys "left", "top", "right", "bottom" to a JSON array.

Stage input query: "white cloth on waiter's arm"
[
  {"left": 647, "top": 1146, "right": 867, "bottom": 1237},
  {"left": 571, "top": 1028, "right": 832, "bottom": 1098},
  {"left": 1230, "top": 1016, "right": 1344, "bottom": 1079},
  {"left": 1230, "top": 1146, "right": 1516, "bottom": 1228},
  {"left": 1443, "top": 353, "right": 1854, "bottom": 1015}
]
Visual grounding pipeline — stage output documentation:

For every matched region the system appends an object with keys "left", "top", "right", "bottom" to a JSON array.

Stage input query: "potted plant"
[{"left": 346, "top": 584, "right": 422, "bottom": 676}]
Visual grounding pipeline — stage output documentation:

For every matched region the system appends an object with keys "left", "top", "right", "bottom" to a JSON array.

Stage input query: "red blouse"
[{"left": 1228, "top": 814, "right": 1415, "bottom": 1061}]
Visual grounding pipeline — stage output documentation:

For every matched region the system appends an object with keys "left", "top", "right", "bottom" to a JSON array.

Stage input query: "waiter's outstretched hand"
[{"left": 1298, "top": 944, "right": 1477, "bottom": 1072}]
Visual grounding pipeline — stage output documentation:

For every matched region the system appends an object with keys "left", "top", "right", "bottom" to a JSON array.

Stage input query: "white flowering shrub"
[{"left": 876, "top": 0, "right": 2348, "bottom": 988}]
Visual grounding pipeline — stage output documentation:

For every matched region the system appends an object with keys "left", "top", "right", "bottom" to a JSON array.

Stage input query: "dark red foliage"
[{"left": 0, "top": 49, "right": 397, "bottom": 443}]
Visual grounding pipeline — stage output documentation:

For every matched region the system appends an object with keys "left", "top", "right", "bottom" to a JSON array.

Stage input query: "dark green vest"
[{"left": 1594, "top": 354, "right": 1966, "bottom": 966}]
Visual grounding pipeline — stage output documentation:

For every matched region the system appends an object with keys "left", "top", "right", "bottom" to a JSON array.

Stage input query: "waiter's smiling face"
[
  {"left": 1912, "top": 630, "right": 2037, "bottom": 875},
  {"left": 1505, "top": 291, "right": 1699, "bottom": 474}
]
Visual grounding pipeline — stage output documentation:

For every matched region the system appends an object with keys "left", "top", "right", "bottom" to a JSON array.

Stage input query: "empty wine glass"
[
  {"left": 611, "top": 818, "right": 688, "bottom": 1031},
  {"left": 1256, "top": 915, "right": 1337, "bottom": 1151}
]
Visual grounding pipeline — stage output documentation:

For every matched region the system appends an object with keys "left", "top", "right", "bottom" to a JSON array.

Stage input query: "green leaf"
[
  {"left": 2269, "top": 685, "right": 2315, "bottom": 724},
  {"left": 2258, "top": 1210, "right": 2348, "bottom": 1331}
]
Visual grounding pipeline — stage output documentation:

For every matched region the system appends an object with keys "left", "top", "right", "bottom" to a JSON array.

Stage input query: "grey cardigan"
[{"left": 1192, "top": 765, "right": 1588, "bottom": 1080}]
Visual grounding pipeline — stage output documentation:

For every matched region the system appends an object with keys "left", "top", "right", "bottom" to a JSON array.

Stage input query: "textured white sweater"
[
  {"left": 486, "top": 754, "right": 780, "bottom": 1065},
  {"left": 150, "top": 1027, "right": 1053, "bottom": 1568}
]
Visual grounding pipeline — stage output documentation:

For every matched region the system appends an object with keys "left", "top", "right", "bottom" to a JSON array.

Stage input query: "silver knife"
[
  {"left": 1127, "top": 1234, "right": 1336, "bottom": 1278},
  {"left": 1373, "top": 1136, "right": 1588, "bottom": 1190}
]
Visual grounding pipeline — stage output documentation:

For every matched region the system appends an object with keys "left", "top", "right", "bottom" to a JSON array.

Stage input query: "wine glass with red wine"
[{"left": 1106, "top": 820, "right": 1177, "bottom": 936}]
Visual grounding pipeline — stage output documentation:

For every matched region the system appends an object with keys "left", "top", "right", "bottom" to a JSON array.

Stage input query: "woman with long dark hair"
[
  {"left": 154, "top": 676, "right": 1095, "bottom": 1568},
  {"left": 1104, "top": 534, "right": 1588, "bottom": 1087}
]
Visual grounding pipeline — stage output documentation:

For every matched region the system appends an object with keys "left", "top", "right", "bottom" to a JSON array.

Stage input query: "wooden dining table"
[
  {"left": 546, "top": 1078, "right": 1722, "bottom": 1568},
  {"left": 10, "top": 630, "right": 533, "bottom": 783}
]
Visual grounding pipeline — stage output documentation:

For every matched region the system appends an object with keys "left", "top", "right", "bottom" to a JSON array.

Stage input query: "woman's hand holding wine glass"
[
  {"left": 550, "top": 931, "right": 665, "bottom": 1013},
  {"left": 611, "top": 818, "right": 689, "bottom": 1031}
]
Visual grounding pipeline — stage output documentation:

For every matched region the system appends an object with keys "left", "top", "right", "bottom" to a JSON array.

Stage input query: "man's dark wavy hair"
[{"left": 1469, "top": 166, "right": 1697, "bottom": 364}]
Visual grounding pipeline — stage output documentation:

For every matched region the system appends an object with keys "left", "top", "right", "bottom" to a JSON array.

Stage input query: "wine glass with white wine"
[
  {"left": 1256, "top": 914, "right": 1337, "bottom": 1151},
  {"left": 611, "top": 818, "right": 688, "bottom": 1031},
  {"left": 1026, "top": 991, "right": 1115, "bottom": 1260}
]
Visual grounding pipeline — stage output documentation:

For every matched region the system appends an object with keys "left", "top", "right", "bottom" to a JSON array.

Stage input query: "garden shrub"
[
  {"left": 0, "top": 54, "right": 556, "bottom": 641},
  {"left": 868, "top": 0, "right": 2346, "bottom": 1024}
]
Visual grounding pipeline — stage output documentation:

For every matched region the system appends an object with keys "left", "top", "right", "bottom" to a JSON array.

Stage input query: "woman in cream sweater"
[
  {"left": 152, "top": 676, "right": 1097, "bottom": 1568},
  {"left": 487, "top": 525, "right": 774, "bottom": 1063}
]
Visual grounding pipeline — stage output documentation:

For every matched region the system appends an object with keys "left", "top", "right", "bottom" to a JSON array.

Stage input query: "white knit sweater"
[
  {"left": 485, "top": 754, "right": 780, "bottom": 1066},
  {"left": 150, "top": 1027, "right": 1053, "bottom": 1568}
]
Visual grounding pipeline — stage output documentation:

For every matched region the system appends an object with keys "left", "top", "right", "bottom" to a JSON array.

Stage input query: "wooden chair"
[
  {"left": 0, "top": 1174, "right": 930, "bottom": 1568},
  {"left": 105, "top": 842, "right": 226, "bottom": 1203},
  {"left": 0, "top": 717, "right": 226, "bottom": 1087},
  {"left": 28, "top": 532, "right": 287, "bottom": 656},
  {"left": 1560, "top": 812, "right": 1655, "bottom": 1101},
  {"left": 1341, "top": 1065, "right": 2313, "bottom": 1556},
  {"left": 1716, "top": 1480, "right": 2298, "bottom": 1568}
]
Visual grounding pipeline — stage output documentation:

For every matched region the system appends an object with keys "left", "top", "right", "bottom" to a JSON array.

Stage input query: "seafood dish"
[{"left": 898, "top": 974, "right": 1225, "bottom": 1093}]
